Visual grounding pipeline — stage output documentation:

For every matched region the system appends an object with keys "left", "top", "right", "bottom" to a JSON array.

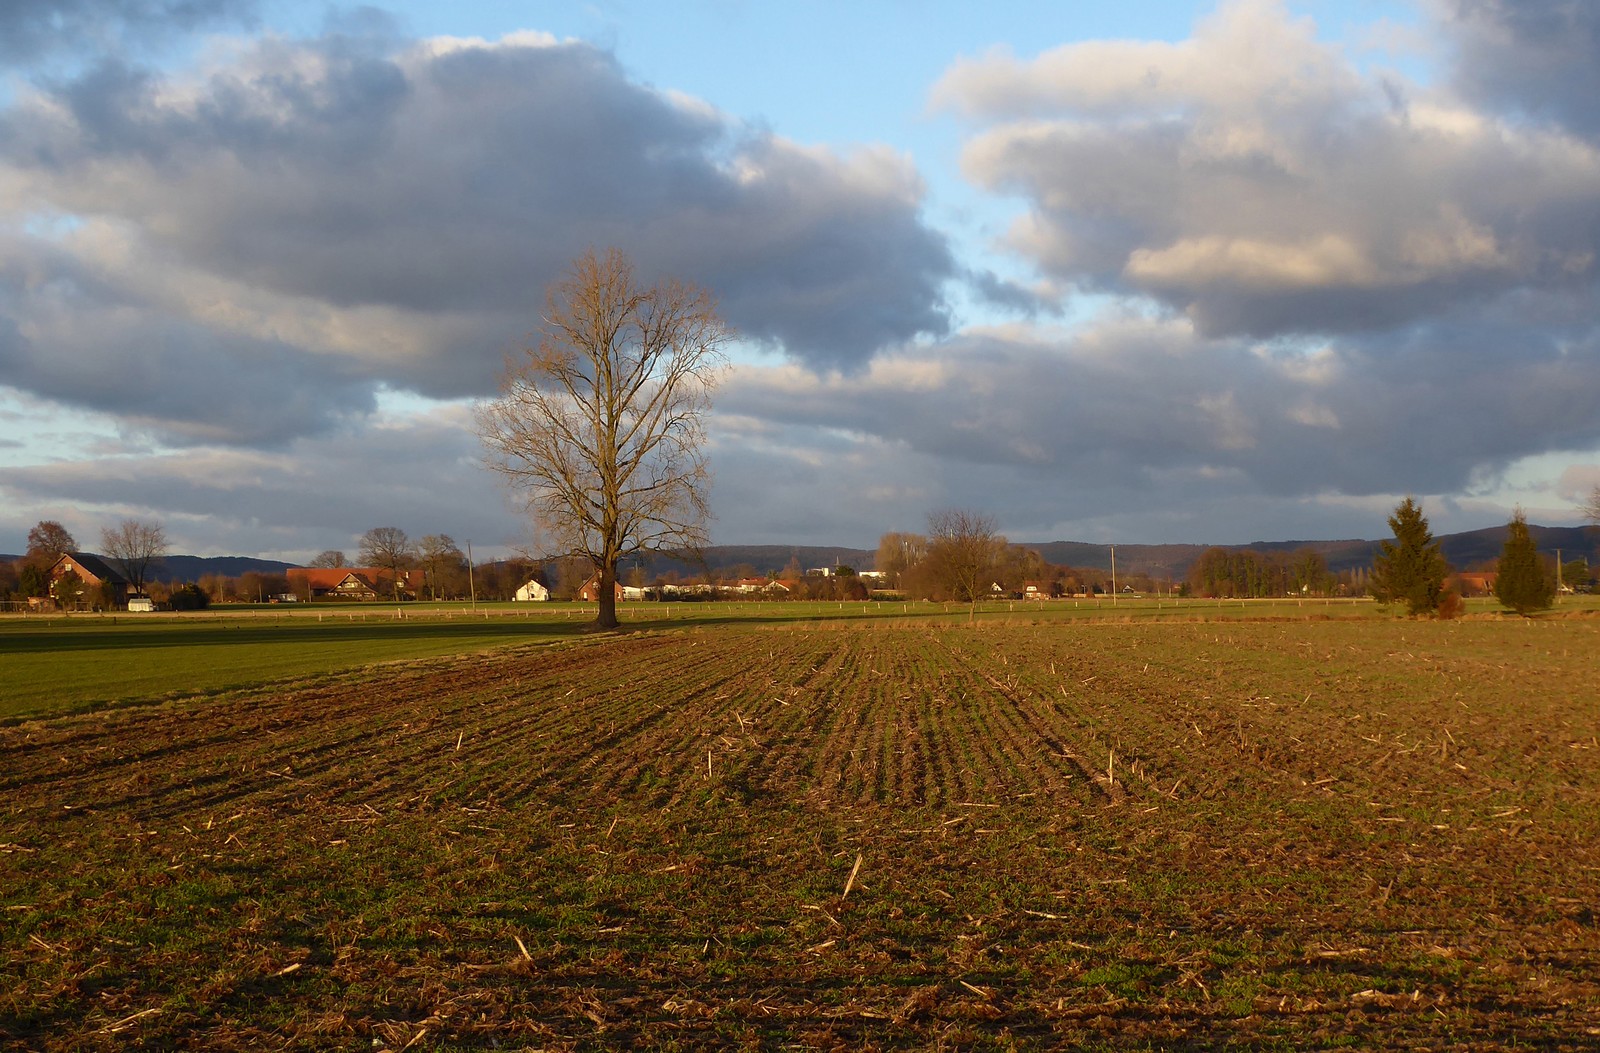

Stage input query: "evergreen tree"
[
  {"left": 17, "top": 563, "right": 50, "bottom": 599},
  {"left": 1493, "top": 510, "right": 1554, "bottom": 616},
  {"left": 1371, "top": 497, "right": 1448, "bottom": 616}
]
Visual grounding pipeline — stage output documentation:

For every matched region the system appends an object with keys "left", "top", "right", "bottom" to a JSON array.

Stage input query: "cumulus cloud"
[
  {"left": 0, "top": 0, "right": 257, "bottom": 66},
  {"left": 0, "top": 229, "right": 378, "bottom": 446},
  {"left": 0, "top": 403, "right": 514, "bottom": 558},
  {"left": 714, "top": 291, "right": 1600, "bottom": 537},
  {"left": 1441, "top": 0, "right": 1600, "bottom": 140},
  {"left": 0, "top": 26, "right": 954, "bottom": 448},
  {"left": 934, "top": 0, "right": 1600, "bottom": 339},
  {"left": 6, "top": 3, "right": 1599, "bottom": 556},
  {"left": 1556, "top": 462, "right": 1600, "bottom": 504}
]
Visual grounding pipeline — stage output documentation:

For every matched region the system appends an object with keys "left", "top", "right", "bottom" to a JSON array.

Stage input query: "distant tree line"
[
  {"left": 1185, "top": 547, "right": 1336, "bottom": 599},
  {"left": 8, "top": 487, "right": 1594, "bottom": 615},
  {"left": 870, "top": 512, "right": 1179, "bottom": 608}
]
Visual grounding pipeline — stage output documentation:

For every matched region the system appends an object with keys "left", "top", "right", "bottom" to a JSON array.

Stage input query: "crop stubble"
[{"left": 3, "top": 618, "right": 1599, "bottom": 1049}]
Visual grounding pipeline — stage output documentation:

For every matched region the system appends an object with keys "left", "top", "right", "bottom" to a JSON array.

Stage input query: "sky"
[{"left": 3, "top": 0, "right": 1599, "bottom": 560}]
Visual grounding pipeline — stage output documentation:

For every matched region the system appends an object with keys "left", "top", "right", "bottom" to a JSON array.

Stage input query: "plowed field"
[{"left": 4, "top": 618, "right": 1599, "bottom": 1049}]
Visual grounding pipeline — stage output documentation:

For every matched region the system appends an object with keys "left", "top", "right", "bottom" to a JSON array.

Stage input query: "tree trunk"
[{"left": 595, "top": 560, "right": 620, "bottom": 630}]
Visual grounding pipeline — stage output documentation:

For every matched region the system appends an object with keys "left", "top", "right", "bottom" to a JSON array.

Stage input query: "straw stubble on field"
[{"left": 3, "top": 618, "right": 1599, "bottom": 1050}]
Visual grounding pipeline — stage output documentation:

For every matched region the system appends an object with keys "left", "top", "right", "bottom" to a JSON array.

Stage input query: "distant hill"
[
  {"left": 149, "top": 555, "right": 299, "bottom": 582},
  {"left": 1030, "top": 525, "right": 1597, "bottom": 578},
  {"left": 1, "top": 552, "right": 297, "bottom": 584},
  {"left": 1436, "top": 524, "right": 1597, "bottom": 572},
  {"left": 9, "top": 524, "right": 1595, "bottom": 585},
  {"left": 1024, "top": 539, "right": 1385, "bottom": 577},
  {"left": 677, "top": 524, "right": 1598, "bottom": 581}
]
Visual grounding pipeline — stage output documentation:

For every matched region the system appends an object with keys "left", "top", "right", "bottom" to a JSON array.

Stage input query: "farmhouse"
[
  {"left": 1449, "top": 572, "right": 1498, "bottom": 597},
  {"left": 287, "top": 567, "right": 427, "bottom": 600},
  {"left": 47, "top": 552, "right": 130, "bottom": 611},
  {"left": 576, "top": 574, "right": 626, "bottom": 602},
  {"left": 513, "top": 579, "right": 550, "bottom": 602}
]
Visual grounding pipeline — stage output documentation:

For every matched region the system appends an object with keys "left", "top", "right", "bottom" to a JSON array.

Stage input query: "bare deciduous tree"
[
  {"left": 477, "top": 248, "right": 730, "bottom": 630},
  {"left": 417, "top": 534, "right": 466, "bottom": 600},
  {"left": 1583, "top": 484, "right": 1600, "bottom": 527},
  {"left": 358, "top": 527, "right": 415, "bottom": 599},
  {"left": 309, "top": 549, "right": 347, "bottom": 568},
  {"left": 925, "top": 508, "right": 1003, "bottom": 620},
  {"left": 875, "top": 531, "right": 926, "bottom": 589},
  {"left": 100, "top": 519, "right": 167, "bottom": 599}
]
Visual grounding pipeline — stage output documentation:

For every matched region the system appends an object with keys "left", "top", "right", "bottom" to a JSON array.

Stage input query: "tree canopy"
[
  {"left": 100, "top": 519, "right": 167, "bottom": 599},
  {"left": 925, "top": 509, "right": 1003, "bottom": 618},
  {"left": 477, "top": 248, "right": 730, "bottom": 630},
  {"left": 358, "top": 527, "right": 415, "bottom": 599},
  {"left": 1494, "top": 509, "right": 1554, "bottom": 616},
  {"left": 1371, "top": 497, "right": 1448, "bottom": 616},
  {"left": 26, "top": 520, "right": 76, "bottom": 562}
]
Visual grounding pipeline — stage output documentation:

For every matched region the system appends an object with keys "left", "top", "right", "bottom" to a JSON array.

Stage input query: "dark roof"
[{"left": 59, "top": 552, "right": 130, "bottom": 585}]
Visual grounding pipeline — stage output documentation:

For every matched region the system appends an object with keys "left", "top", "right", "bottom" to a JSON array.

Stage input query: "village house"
[
  {"left": 576, "top": 574, "right": 627, "bottom": 603},
  {"left": 513, "top": 579, "right": 550, "bottom": 602},
  {"left": 287, "top": 567, "right": 427, "bottom": 600},
  {"left": 47, "top": 552, "right": 130, "bottom": 611},
  {"left": 1448, "top": 571, "right": 1498, "bottom": 598}
]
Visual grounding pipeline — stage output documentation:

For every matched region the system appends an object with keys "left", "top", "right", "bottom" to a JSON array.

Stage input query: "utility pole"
[{"left": 1110, "top": 544, "right": 1117, "bottom": 606}]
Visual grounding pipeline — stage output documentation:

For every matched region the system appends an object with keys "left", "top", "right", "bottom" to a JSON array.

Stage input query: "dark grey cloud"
[
  {"left": 0, "top": 0, "right": 258, "bottom": 66},
  {"left": 0, "top": 407, "right": 519, "bottom": 558},
  {"left": 966, "top": 268, "right": 1060, "bottom": 317},
  {"left": 0, "top": 234, "right": 375, "bottom": 446},
  {"left": 1442, "top": 0, "right": 1600, "bottom": 140},
  {"left": 0, "top": 27, "right": 953, "bottom": 421},
  {"left": 935, "top": 0, "right": 1600, "bottom": 341},
  {"left": 715, "top": 287, "right": 1600, "bottom": 541}
]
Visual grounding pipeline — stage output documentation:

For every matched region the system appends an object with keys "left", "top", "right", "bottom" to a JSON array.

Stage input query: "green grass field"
[
  {"left": 3, "top": 595, "right": 1594, "bottom": 721},
  {"left": 0, "top": 607, "right": 584, "bottom": 720}
]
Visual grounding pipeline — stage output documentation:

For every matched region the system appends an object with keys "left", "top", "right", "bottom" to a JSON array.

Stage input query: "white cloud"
[
  {"left": 0, "top": 24, "right": 956, "bottom": 454},
  {"left": 938, "top": 0, "right": 1600, "bottom": 339}
]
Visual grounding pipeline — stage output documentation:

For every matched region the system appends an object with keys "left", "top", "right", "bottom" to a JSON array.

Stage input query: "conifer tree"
[
  {"left": 1371, "top": 497, "right": 1448, "bottom": 616},
  {"left": 1493, "top": 509, "right": 1554, "bottom": 616}
]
